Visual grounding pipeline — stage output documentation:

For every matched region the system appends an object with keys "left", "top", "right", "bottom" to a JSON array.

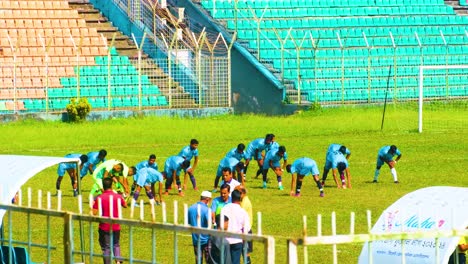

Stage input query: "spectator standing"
[
  {"left": 92, "top": 177, "right": 127, "bottom": 264},
  {"left": 220, "top": 190, "right": 251, "bottom": 264},
  {"left": 188, "top": 190, "right": 213, "bottom": 263}
]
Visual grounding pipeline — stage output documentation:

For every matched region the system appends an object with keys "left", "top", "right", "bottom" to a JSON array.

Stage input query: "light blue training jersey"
[
  {"left": 245, "top": 138, "right": 270, "bottom": 160},
  {"left": 164, "top": 156, "right": 186, "bottom": 178},
  {"left": 290, "top": 157, "right": 320, "bottom": 176},
  {"left": 84, "top": 151, "right": 105, "bottom": 173},
  {"left": 57, "top": 153, "right": 88, "bottom": 177},
  {"left": 135, "top": 160, "right": 158, "bottom": 171},
  {"left": 224, "top": 147, "right": 247, "bottom": 161},
  {"left": 188, "top": 201, "right": 211, "bottom": 245},
  {"left": 216, "top": 157, "right": 241, "bottom": 177},
  {"left": 134, "top": 167, "right": 164, "bottom": 187},
  {"left": 326, "top": 144, "right": 351, "bottom": 159},
  {"left": 263, "top": 148, "right": 288, "bottom": 169},
  {"left": 378, "top": 146, "right": 401, "bottom": 162},
  {"left": 178, "top": 145, "right": 199, "bottom": 161}
]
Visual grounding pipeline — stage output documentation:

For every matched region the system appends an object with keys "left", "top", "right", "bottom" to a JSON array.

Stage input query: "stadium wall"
[
  {"left": 0, "top": 108, "right": 232, "bottom": 123},
  {"left": 172, "top": 0, "right": 299, "bottom": 115}
]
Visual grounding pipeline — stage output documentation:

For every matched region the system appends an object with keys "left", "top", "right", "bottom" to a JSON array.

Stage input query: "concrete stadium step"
[{"left": 68, "top": 0, "right": 197, "bottom": 108}]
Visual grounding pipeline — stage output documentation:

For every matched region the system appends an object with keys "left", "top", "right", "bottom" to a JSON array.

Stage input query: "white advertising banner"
[{"left": 359, "top": 186, "right": 468, "bottom": 264}]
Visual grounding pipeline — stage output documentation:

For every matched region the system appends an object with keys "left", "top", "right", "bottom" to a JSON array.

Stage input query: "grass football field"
[{"left": 0, "top": 102, "right": 467, "bottom": 263}]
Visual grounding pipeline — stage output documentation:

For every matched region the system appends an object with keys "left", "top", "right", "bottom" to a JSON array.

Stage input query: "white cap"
[{"left": 201, "top": 191, "right": 212, "bottom": 199}]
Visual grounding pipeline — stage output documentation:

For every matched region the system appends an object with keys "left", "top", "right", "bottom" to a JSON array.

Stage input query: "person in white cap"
[{"left": 187, "top": 190, "right": 212, "bottom": 263}]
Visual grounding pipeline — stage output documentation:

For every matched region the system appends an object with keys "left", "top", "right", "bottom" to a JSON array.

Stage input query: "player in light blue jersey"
[
  {"left": 286, "top": 157, "right": 324, "bottom": 197},
  {"left": 131, "top": 154, "right": 158, "bottom": 196},
  {"left": 244, "top": 134, "right": 274, "bottom": 179},
  {"left": 374, "top": 145, "right": 402, "bottom": 183},
  {"left": 262, "top": 146, "right": 288, "bottom": 190},
  {"left": 83, "top": 149, "right": 107, "bottom": 177},
  {"left": 224, "top": 143, "right": 247, "bottom": 162},
  {"left": 131, "top": 167, "right": 164, "bottom": 206},
  {"left": 322, "top": 144, "right": 350, "bottom": 184},
  {"left": 322, "top": 144, "right": 351, "bottom": 188},
  {"left": 56, "top": 154, "right": 88, "bottom": 197},
  {"left": 178, "top": 139, "right": 199, "bottom": 191},
  {"left": 135, "top": 154, "right": 158, "bottom": 171},
  {"left": 212, "top": 157, "right": 245, "bottom": 191},
  {"left": 163, "top": 155, "right": 191, "bottom": 196}
]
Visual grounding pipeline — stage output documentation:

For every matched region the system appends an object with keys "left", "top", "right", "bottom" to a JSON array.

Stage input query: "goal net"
[{"left": 418, "top": 65, "right": 468, "bottom": 133}]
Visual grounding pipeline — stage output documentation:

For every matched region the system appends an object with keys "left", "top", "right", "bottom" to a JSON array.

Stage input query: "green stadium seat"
[{"left": 157, "top": 96, "right": 168, "bottom": 106}]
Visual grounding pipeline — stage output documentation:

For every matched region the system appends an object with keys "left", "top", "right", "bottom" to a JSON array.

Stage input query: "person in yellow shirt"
[
  {"left": 449, "top": 236, "right": 468, "bottom": 264},
  {"left": 238, "top": 185, "right": 253, "bottom": 264}
]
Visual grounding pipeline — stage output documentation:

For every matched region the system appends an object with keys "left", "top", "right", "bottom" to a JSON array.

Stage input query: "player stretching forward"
[
  {"left": 56, "top": 154, "right": 89, "bottom": 196},
  {"left": 163, "top": 155, "right": 191, "bottom": 196},
  {"left": 286, "top": 157, "right": 324, "bottom": 197},
  {"left": 322, "top": 144, "right": 351, "bottom": 188},
  {"left": 179, "top": 139, "right": 199, "bottom": 190},
  {"left": 131, "top": 167, "right": 164, "bottom": 206},
  {"left": 374, "top": 145, "right": 402, "bottom": 183},
  {"left": 322, "top": 144, "right": 350, "bottom": 185},
  {"left": 244, "top": 134, "right": 273, "bottom": 179},
  {"left": 261, "top": 146, "right": 288, "bottom": 190}
]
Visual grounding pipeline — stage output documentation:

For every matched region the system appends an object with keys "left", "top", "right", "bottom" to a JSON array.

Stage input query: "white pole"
[
  {"left": 28, "top": 188, "right": 32, "bottom": 208},
  {"left": 418, "top": 66, "right": 424, "bottom": 133},
  {"left": 162, "top": 202, "right": 167, "bottom": 223},
  {"left": 350, "top": 212, "right": 355, "bottom": 234},
  {"left": 57, "top": 190, "right": 61, "bottom": 211},
  {"left": 47, "top": 192, "right": 51, "bottom": 210},
  {"left": 38, "top": 190, "right": 42, "bottom": 209},
  {"left": 139, "top": 200, "right": 144, "bottom": 221},
  {"left": 89, "top": 194, "right": 94, "bottom": 215},
  {"left": 184, "top": 204, "right": 188, "bottom": 226},
  {"left": 78, "top": 195, "right": 82, "bottom": 214}
]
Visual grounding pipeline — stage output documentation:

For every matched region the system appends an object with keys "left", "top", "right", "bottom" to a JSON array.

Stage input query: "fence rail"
[{"left": 0, "top": 188, "right": 274, "bottom": 264}]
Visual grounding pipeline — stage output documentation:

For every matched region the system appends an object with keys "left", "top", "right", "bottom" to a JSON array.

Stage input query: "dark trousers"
[
  {"left": 229, "top": 242, "right": 243, "bottom": 264},
  {"left": 98, "top": 229, "right": 121, "bottom": 264},
  {"left": 193, "top": 243, "right": 210, "bottom": 264}
]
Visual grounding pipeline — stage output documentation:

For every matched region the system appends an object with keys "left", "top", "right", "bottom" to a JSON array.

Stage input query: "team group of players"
[{"left": 55, "top": 135, "right": 402, "bottom": 202}]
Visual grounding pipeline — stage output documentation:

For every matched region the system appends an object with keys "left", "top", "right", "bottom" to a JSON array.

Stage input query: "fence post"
[{"left": 64, "top": 212, "right": 73, "bottom": 264}]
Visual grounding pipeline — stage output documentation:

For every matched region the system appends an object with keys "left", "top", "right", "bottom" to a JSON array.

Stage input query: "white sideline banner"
[{"left": 359, "top": 186, "right": 468, "bottom": 264}]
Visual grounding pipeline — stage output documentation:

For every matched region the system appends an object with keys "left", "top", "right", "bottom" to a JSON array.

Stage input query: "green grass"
[{"left": 1, "top": 102, "right": 467, "bottom": 263}]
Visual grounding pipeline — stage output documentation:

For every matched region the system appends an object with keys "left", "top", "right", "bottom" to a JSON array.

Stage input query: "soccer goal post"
[{"left": 418, "top": 65, "right": 468, "bottom": 133}]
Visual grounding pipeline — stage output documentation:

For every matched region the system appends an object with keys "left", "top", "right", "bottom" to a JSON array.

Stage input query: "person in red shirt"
[{"left": 92, "top": 177, "right": 127, "bottom": 264}]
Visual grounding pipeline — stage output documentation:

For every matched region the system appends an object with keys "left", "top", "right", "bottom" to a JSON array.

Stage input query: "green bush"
[{"left": 66, "top": 98, "right": 91, "bottom": 122}]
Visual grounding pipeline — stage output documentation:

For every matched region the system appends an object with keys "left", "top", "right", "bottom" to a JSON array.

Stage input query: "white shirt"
[
  {"left": 222, "top": 178, "right": 240, "bottom": 195},
  {"left": 220, "top": 203, "right": 251, "bottom": 244}
]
